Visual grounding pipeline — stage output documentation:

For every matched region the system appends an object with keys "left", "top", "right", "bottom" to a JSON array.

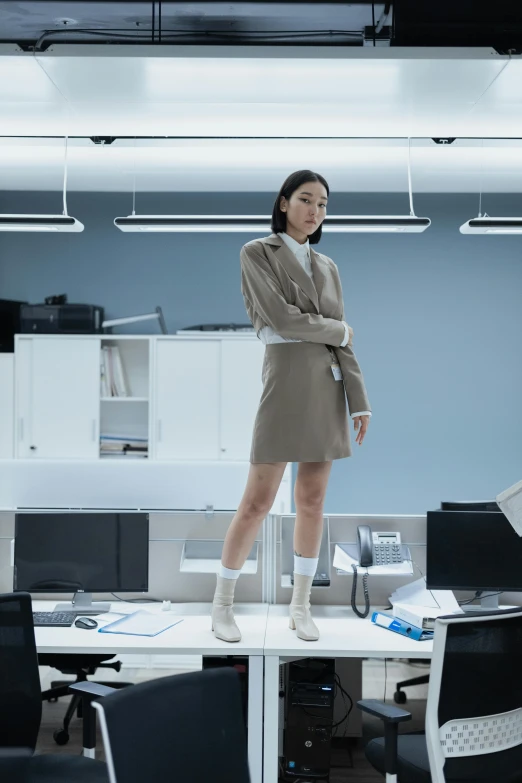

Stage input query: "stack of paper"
[
  {"left": 497, "top": 478, "right": 522, "bottom": 536},
  {"left": 99, "top": 434, "right": 148, "bottom": 458},
  {"left": 100, "top": 345, "right": 129, "bottom": 397},
  {"left": 390, "top": 577, "right": 462, "bottom": 630}
]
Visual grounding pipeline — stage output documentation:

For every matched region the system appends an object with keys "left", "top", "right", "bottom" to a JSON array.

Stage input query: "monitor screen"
[
  {"left": 426, "top": 510, "right": 522, "bottom": 592},
  {"left": 14, "top": 512, "right": 149, "bottom": 593}
]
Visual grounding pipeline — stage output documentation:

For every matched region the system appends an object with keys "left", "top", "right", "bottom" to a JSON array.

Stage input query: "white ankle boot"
[
  {"left": 289, "top": 573, "right": 319, "bottom": 641},
  {"left": 211, "top": 575, "right": 241, "bottom": 643}
]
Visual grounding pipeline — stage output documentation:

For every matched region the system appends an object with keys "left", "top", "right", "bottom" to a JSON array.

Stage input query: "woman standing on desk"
[{"left": 212, "top": 170, "right": 372, "bottom": 643}]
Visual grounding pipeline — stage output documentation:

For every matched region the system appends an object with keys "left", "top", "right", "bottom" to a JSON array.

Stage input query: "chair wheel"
[
  {"left": 49, "top": 697, "right": 58, "bottom": 703},
  {"left": 53, "top": 729, "right": 70, "bottom": 745},
  {"left": 394, "top": 690, "right": 407, "bottom": 704}
]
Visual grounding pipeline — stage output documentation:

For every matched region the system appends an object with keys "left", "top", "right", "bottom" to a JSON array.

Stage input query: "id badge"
[{"left": 331, "top": 363, "right": 343, "bottom": 381}]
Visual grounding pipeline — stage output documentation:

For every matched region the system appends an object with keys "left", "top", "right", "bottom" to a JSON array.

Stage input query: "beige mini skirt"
[{"left": 250, "top": 342, "right": 351, "bottom": 464}]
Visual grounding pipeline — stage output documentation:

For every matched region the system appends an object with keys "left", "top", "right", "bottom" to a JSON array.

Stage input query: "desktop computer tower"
[{"left": 283, "top": 658, "right": 335, "bottom": 780}]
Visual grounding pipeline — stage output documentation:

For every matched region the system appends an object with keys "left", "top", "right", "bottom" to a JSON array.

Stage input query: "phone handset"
[{"left": 351, "top": 525, "right": 372, "bottom": 618}]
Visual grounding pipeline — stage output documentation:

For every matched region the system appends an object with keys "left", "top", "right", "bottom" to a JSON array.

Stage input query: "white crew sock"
[
  {"left": 293, "top": 555, "right": 319, "bottom": 578},
  {"left": 219, "top": 564, "right": 241, "bottom": 580}
]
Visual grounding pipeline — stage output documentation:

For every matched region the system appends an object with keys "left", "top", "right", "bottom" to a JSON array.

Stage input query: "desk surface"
[
  {"left": 33, "top": 601, "right": 268, "bottom": 656},
  {"left": 264, "top": 604, "right": 433, "bottom": 659}
]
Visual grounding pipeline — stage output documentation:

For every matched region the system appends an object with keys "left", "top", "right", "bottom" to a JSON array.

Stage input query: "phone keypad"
[{"left": 373, "top": 543, "right": 403, "bottom": 564}]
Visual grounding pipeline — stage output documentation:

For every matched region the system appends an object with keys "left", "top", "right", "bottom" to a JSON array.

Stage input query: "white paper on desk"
[
  {"left": 98, "top": 610, "right": 184, "bottom": 637},
  {"left": 497, "top": 478, "right": 522, "bottom": 536},
  {"left": 333, "top": 545, "right": 413, "bottom": 576},
  {"left": 390, "top": 577, "right": 462, "bottom": 614}
]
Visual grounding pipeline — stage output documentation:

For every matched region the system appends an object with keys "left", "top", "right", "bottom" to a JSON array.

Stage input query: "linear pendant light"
[
  {"left": 459, "top": 139, "right": 522, "bottom": 235},
  {"left": 460, "top": 217, "right": 522, "bottom": 235},
  {"left": 115, "top": 138, "right": 430, "bottom": 234},
  {"left": 0, "top": 137, "right": 84, "bottom": 233}
]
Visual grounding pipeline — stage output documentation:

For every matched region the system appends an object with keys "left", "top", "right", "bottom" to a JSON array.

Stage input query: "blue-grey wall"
[{"left": 1, "top": 191, "right": 521, "bottom": 515}]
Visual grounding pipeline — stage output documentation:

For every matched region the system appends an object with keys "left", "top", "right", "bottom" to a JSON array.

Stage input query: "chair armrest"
[
  {"left": 69, "top": 682, "right": 117, "bottom": 754},
  {"left": 357, "top": 700, "right": 412, "bottom": 778},
  {"left": 357, "top": 699, "right": 412, "bottom": 723},
  {"left": 70, "top": 682, "right": 117, "bottom": 698}
]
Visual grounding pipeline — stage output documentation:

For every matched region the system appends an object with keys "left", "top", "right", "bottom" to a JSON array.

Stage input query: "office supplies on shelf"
[
  {"left": 496, "top": 478, "right": 522, "bottom": 536},
  {"left": 371, "top": 611, "right": 433, "bottom": 641},
  {"left": 102, "top": 305, "right": 168, "bottom": 335},
  {"left": 101, "top": 345, "right": 128, "bottom": 397},
  {"left": 98, "top": 610, "right": 184, "bottom": 637}
]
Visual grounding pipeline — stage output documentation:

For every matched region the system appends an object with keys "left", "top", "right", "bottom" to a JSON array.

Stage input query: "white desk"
[
  {"left": 262, "top": 604, "right": 433, "bottom": 783},
  {"left": 34, "top": 600, "right": 267, "bottom": 783}
]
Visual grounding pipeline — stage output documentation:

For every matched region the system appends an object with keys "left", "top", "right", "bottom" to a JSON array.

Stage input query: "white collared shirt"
[{"left": 258, "top": 232, "right": 371, "bottom": 420}]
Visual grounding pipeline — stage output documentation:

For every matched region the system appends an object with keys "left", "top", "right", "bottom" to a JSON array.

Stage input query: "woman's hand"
[{"left": 353, "top": 415, "right": 370, "bottom": 446}]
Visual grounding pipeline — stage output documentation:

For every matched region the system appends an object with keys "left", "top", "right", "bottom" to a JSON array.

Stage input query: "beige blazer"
[{"left": 240, "top": 233, "right": 371, "bottom": 415}]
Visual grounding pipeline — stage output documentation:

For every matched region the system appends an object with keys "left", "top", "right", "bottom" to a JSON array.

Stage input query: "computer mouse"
[{"left": 74, "top": 617, "right": 98, "bottom": 630}]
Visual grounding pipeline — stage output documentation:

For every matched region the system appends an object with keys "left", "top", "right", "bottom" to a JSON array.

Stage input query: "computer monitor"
[
  {"left": 426, "top": 510, "right": 522, "bottom": 610},
  {"left": 440, "top": 500, "right": 500, "bottom": 513},
  {"left": 14, "top": 512, "right": 149, "bottom": 612}
]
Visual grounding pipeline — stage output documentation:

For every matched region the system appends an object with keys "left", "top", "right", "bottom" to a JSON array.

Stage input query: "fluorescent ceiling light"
[
  {"left": 114, "top": 214, "right": 431, "bottom": 233},
  {"left": 460, "top": 217, "right": 522, "bottom": 234},
  {"left": 114, "top": 215, "right": 272, "bottom": 232},
  {"left": 0, "top": 214, "right": 84, "bottom": 232},
  {"left": 0, "top": 136, "right": 83, "bottom": 232},
  {"left": 322, "top": 216, "right": 431, "bottom": 233}
]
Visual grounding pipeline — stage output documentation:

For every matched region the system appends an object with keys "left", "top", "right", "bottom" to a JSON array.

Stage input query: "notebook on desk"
[{"left": 98, "top": 610, "right": 184, "bottom": 637}]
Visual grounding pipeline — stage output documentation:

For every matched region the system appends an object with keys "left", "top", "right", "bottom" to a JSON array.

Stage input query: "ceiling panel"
[
  {"left": 34, "top": 45, "right": 507, "bottom": 106},
  {"left": 1, "top": 138, "right": 522, "bottom": 194}
]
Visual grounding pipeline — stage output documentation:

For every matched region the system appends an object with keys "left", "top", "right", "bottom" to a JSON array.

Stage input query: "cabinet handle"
[{"left": 157, "top": 419, "right": 162, "bottom": 442}]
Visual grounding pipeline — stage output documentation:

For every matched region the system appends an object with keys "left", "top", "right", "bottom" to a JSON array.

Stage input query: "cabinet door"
[
  {"left": 154, "top": 340, "right": 220, "bottom": 460},
  {"left": 16, "top": 337, "right": 100, "bottom": 459},
  {"left": 0, "top": 355, "right": 14, "bottom": 458},
  {"left": 220, "top": 340, "right": 265, "bottom": 461}
]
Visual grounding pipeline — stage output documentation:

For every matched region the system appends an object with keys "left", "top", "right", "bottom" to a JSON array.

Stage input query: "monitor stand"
[
  {"left": 463, "top": 591, "right": 500, "bottom": 612},
  {"left": 55, "top": 592, "right": 111, "bottom": 614}
]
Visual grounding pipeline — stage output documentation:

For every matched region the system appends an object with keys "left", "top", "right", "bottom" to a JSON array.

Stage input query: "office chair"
[
  {"left": 394, "top": 663, "right": 430, "bottom": 704},
  {"left": 0, "top": 591, "right": 108, "bottom": 782},
  {"left": 39, "top": 652, "right": 132, "bottom": 745},
  {"left": 72, "top": 667, "right": 251, "bottom": 783},
  {"left": 358, "top": 608, "right": 522, "bottom": 782}
]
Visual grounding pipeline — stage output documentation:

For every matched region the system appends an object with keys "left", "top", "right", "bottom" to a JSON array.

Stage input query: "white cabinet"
[
  {"left": 0, "top": 355, "right": 14, "bottom": 458},
  {"left": 15, "top": 337, "right": 100, "bottom": 459},
  {"left": 220, "top": 339, "right": 264, "bottom": 461},
  {"left": 154, "top": 340, "right": 221, "bottom": 460}
]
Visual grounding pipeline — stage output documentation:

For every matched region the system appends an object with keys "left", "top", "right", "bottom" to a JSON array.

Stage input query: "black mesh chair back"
[
  {"left": 93, "top": 667, "right": 250, "bottom": 783},
  {"left": 426, "top": 608, "right": 522, "bottom": 782},
  {"left": 0, "top": 592, "right": 42, "bottom": 750}
]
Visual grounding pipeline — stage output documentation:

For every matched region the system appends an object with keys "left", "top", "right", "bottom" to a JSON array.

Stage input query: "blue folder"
[{"left": 371, "top": 611, "right": 433, "bottom": 641}]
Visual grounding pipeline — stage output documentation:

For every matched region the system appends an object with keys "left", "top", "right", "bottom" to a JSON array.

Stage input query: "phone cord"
[{"left": 351, "top": 564, "right": 370, "bottom": 618}]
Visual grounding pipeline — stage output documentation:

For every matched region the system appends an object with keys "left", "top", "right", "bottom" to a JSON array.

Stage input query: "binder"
[{"left": 371, "top": 611, "right": 433, "bottom": 642}]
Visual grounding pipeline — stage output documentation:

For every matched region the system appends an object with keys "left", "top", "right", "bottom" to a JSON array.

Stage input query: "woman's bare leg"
[
  {"left": 212, "top": 461, "right": 287, "bottom": 643},
  {"left": 293, "top": 461, "right": 333, "bottom": 558},
  {"left": 221, "top": 461, "right": 288, "bottom": 569},
  {"left": 290, "top": 461, "right": 333, "bottom": 642}
]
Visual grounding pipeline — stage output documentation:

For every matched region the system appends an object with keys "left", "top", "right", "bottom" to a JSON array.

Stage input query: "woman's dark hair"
[{"left": 271, "top": 169, "right": 330, "bottom": 245}]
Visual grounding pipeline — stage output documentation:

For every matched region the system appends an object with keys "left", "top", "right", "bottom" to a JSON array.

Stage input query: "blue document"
[
  {"left": 371, "top": 611, "right": 433, "bottom": 642},
  {"left": 98, "top": 610, "right": 184, "bottom": 637}
]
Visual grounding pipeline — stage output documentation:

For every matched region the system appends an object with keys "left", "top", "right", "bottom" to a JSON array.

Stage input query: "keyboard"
[{"left": 33, "top": 611, "right": 78, "bottom": 627}]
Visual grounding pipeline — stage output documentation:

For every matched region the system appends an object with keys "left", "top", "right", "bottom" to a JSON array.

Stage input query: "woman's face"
[{"left": 280, "top": 180, "right": 328, "bottom": 240}]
